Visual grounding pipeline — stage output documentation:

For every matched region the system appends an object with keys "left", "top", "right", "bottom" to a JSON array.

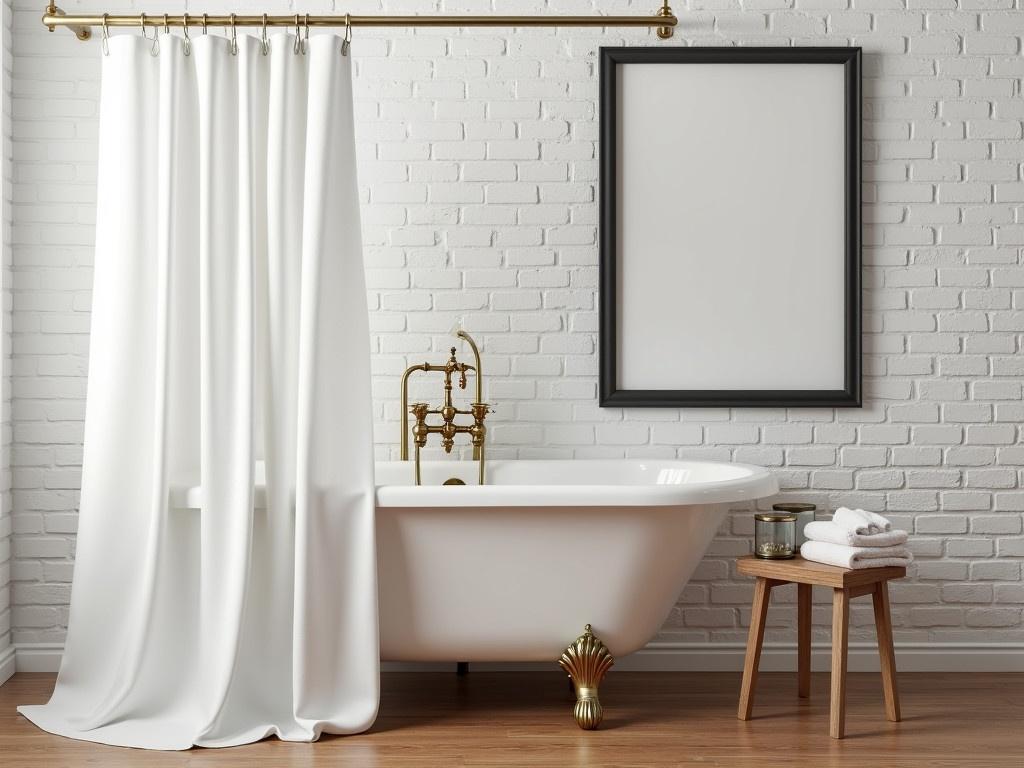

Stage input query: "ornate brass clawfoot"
[{"left": 558, "top": 624, "right": 614, "bottom": 730}]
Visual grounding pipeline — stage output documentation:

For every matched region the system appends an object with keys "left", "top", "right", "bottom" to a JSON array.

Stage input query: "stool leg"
[
  {"left": 798, "top": 583, "right": 811, "bottom": 699},
  {"left": 830, "top": 588, "right": 850, "bottom": 739},
  {"left": 738, "top": 577, "right": 772, "bottom": 721},
  {"left": 873, "top": 581, "right": 901, "bottom": 722}
]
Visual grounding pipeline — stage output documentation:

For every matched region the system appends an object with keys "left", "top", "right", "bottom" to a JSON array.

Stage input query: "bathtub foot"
[{"left": 558, "top": 624, "right": 614, "bottom": 730}]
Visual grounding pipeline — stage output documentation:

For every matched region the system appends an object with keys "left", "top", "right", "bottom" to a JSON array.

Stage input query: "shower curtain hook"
[
  {"left": 293, "top": 14, "right": 301, "bottom": 54},
  {"left": 182, "top": 14, "right": 191, "bottom": 56},
  {"left": 162, "top": 13, "right": 169, "bottom": 36},
  {"left": 100, "top": 13, "right": 110, "bottom": 56},
  {"left": 341, "top": 13, "right": 351, "bottom": 56},
  {"left": 228, "top": 14, "right": 238, "bottom": 55},
  {"left": 261, "top": 13, "right": 270, "bottom": 55},
  {"left": 201, "top": 13, "right": 208, "bottom": 34},
  {"left": 302, "top": 14, "right": 310, "bottom": 54},
  {"left": 140, "top": 13, "right": 159, "bottom": 56}
]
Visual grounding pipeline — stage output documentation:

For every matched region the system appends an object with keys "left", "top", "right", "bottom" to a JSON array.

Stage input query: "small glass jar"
[
  {"left": 754, "top": 513, "right": 796, "bottom": 559},
  {"left": 772, "top": 502, "right": 817, "bottom": 551}
]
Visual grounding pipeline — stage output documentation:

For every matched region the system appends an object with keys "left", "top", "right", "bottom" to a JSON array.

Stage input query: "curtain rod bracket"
[
  {"left": 40, "top": 5, "right": 677, "bottom": 40},
  {"left": 43, "top": 3, "right": 92, "bottom": 39}
]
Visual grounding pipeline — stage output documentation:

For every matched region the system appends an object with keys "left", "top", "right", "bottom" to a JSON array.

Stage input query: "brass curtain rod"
[{"left": 42, "top": 2, "right": 678, "bottom": 42}]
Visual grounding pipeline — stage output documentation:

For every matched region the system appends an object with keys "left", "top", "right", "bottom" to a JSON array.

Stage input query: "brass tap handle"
[
  {"left": 410, "top": 402, "right": 430, "bottom": 449},
  {"left": 469, "top": 402, "right": 489, "bottom": 449}
]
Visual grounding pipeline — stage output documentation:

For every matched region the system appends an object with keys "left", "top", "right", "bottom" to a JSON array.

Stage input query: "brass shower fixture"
[{"left": 400, "top": 331, "right": 490, "bottom": 486}]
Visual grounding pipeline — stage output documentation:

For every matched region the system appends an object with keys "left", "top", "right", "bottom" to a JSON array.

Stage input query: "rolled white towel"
[
  {"left": 801, "top": 540, "right": 913, "bottom": 570},
  {"left": 831, "top": 507, "right": 877, "bottom": 535},
  {"left": 865, "top": 510, "right": 892, "bottom": 532},
  {"left": 804, "top": 520, "right": 908, "bottom": 548}
]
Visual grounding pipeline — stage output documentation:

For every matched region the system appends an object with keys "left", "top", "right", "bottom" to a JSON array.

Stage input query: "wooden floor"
[{"left": 2, "top": 671, "right": 1022, "bottom": 766}]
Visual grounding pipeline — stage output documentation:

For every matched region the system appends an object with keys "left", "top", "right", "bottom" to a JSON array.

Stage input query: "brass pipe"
[
  {"left": 42, "top": 8, "right": 677, "bottom": 37},
  {"left": 478, "top": 440, "right": 485, "bottom": 486},
  {"left": 395, "top": 362, "right": 419, "bottom": 460},
  {"left": 455, "top": 330, "right": 483, "bottom": 407},
  {"left": 455, "top": 330, "right": 483, "bottom": 461}
]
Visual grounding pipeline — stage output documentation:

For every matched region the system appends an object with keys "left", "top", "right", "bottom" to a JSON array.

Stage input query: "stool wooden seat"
[{"left": 736, "top": 555, "right": 905, "bottom": 739}]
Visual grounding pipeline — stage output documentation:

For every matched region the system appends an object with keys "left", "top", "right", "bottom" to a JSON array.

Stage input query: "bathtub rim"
[{"left": 375, "top": 458, "right": 778, "bottom": 508}]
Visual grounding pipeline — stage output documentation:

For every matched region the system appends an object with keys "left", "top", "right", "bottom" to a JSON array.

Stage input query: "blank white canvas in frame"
[{"left": 615, "top": 63, "right": 846, "bottom": 391}]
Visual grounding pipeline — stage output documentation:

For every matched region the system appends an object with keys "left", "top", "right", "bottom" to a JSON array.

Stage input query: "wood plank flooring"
[{"left": 2, "top": 671, "right": 1022, "bottom": 766}]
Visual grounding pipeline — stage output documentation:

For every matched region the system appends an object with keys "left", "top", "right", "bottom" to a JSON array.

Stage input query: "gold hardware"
[
  {"left": 656, "top": 0, "right": 674, "bottom": 40},
  {"left": 401, "top": 332, "right": 489, "bottom": 486},
  {"left": 43, "top": 3, "right": 91, "bottom": 39},
  {"left": 40, "top": 6, "right": 678, "bottom": 39},
  {"left": 443, "top": 477, "right": 466, "bottom": 486},
  {"left": 558, "top": 624, "right": 614, "bottom": 730},
  {"left": 754, "top": 513, "right": 797, "bottom": 523},
  {"left": 455, "top": 329, "right": 484, "bottom": 461}
]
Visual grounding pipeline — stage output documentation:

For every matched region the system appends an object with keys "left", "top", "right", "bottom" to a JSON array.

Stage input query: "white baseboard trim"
[
  {"left": 0, "top": 646, "right": 15, "bottom": 686},
  {"left": 12, "top": 641, "right": 1024, "bottom": 675},
  {"left": 14, "top": 643, "right": 63, "bottom": 673}
]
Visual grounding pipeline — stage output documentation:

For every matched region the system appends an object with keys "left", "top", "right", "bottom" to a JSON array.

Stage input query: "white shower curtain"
[{"left": 18, "top": 32, "right": 378, "bottom": 750}]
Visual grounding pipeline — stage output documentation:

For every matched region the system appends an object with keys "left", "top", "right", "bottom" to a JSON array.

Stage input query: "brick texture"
[
  {"left": 6, "top": 0, "right": 1024, "bottom": 648},
  {"left": 2, "top": 0, "right": 14, "bottom": 660}
]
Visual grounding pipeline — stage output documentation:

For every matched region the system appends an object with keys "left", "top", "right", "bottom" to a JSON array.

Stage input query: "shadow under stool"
[{"left": 735, "top": 555, "right": 905, "bottom": 739}]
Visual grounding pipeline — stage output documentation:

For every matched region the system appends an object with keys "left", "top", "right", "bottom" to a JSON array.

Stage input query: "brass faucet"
[{"left": 400, "top": 331, "right": 490, "bottom": 485}]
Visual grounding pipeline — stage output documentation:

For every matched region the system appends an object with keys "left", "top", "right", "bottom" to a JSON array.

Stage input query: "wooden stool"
[{"left": 736, "top": 555, "right": 905, "bottom": 739}]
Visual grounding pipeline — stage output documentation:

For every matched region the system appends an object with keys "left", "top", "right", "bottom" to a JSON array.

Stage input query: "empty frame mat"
[{"left": 600, "top": 48, "right": 861, "bottom": 407}]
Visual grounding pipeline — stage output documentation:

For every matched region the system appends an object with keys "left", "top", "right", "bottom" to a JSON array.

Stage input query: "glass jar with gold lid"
[{"left": 754, "top": 513, "right": 796, "bottom": 559}]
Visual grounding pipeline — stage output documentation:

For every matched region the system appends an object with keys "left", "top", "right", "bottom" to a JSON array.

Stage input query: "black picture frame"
[{"left": 599, "top": 47, "right": 862, "bottom": 408}]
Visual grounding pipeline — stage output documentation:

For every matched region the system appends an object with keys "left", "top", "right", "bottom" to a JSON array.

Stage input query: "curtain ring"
[
  {"left": 162, "top": 13, "right": 169, "bottom": 35},
  {"left": 261, "top": 13, "right": 270, "bottom": 55},
  {"left": 341, "top": 13, "right": 351, "bottom": 56},
  {"left": 100, "top": 13, "right": 110, "bottom": 56},
  {"left": 140, "top": 13, "right": 159, "bottom": 56},
  {"left": 182, "top": 14, "right": 191, "bottom": 56},
  {"left": 202, "top": 13, "right": 208, "bottom": 34},
  {"left": 228, "top": 14, "right": 238, "bottom": 55},
  {"left": 303, "top": 14, "right": 310, "bottom": 54},
  {"left": 293, "top": 14, "right": 301, "bottom": 54}
]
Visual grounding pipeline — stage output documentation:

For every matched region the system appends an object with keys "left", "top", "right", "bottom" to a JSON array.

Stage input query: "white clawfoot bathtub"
[{"left": 375, "top": 459, "right": 778, "bottom": 662}]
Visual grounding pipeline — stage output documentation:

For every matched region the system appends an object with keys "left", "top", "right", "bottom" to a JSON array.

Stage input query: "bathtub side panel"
[{"left": 377, "top": 504, "right": 727, "bottom": 662}]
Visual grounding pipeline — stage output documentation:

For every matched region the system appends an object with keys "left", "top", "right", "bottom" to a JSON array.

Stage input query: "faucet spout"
[{"left": 454, "top": 330, "right": 483, "bottom": 459}]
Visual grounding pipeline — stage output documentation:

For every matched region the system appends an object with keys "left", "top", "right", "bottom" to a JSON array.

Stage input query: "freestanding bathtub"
[{"left": 375, "top": 459, "right": 778, "bottom": 663}]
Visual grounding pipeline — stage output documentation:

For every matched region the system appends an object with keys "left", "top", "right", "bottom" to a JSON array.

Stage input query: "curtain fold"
[{"left": 18, "top": 32, "right": 378, "bottom": 750}]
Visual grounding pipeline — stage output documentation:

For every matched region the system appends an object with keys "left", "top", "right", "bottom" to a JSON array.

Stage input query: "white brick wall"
[
  {"left": 8, "top": 0, "right": 1024, "bottom": 651},
  {"left": 2, "top": 0, "right": 14, "bottom": 662}
]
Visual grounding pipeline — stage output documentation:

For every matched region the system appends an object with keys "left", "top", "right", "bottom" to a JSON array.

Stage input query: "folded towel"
[
  {"left": 832, "top": 507, "right": 892, "bottom": 535},
  {"left": 801, "top": 540, "right": 913, "bottom": 570},
  {"left": 804, "top": 520, "right": 908, "bottom": 548}
]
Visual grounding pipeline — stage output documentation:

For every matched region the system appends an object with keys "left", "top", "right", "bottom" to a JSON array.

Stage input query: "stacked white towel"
[{"left": 800, "top": 507, "right": 912, "bottom": 569}]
